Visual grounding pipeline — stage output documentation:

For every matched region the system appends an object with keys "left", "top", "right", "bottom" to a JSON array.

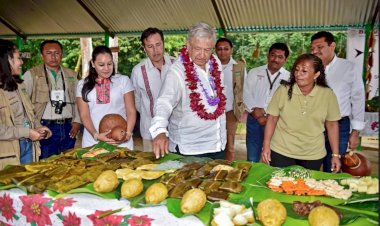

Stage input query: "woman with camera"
[
  {"left": 76, "top": 45, "right": 136, "bottom": 149},
  {"left": 0, "top": 39, "right": 52, "bottom": 169}
]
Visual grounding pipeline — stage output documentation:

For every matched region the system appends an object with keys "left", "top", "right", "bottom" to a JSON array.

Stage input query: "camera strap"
[{"left": 44, "top": 65, "right": 66, "bottom": 103}]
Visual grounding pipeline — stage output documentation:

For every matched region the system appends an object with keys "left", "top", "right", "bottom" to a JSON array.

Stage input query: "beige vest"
[
  {"left": 232, "top": 60, "right": 246, "bottom": 122},
  {"left": 28, "top": 65, "right": 78, "bottom": 122},
  {"left": 0, "top": 83, "right": 41, "bottom": 169}
]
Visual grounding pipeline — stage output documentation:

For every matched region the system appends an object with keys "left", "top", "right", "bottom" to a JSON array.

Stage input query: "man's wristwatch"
[
  {"left": 331, "top": 153, "right": 341, "bottom": 159},
  {"left": 352, "top": 129, "right": 361, "bottom": 135}
]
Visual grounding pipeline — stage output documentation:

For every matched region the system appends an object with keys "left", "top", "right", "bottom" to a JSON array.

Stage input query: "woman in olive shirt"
[{"left": 261, "top": 54, "right": 341, "bottom": 172}]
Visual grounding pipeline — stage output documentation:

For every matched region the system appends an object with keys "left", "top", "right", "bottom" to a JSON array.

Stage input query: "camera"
[{"left": 51, "top": 100, "right": 66, "bottom": 114}]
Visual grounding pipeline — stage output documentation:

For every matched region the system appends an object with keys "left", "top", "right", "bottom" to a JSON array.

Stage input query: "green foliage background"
[{"left": 19, "top": 32, "right": 346, "bottom": 76}]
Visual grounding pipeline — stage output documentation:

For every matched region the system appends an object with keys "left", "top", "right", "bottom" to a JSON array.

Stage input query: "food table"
[{"left": 0, "top": 146, "right": 378, "bottom": 226}]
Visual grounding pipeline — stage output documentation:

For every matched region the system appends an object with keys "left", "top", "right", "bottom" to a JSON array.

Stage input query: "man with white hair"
[{"left": 150, "top": 22, "right": 227, "bottom": 159}]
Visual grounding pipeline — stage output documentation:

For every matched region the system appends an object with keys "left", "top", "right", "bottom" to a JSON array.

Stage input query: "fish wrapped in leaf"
[
  {"left": 206, "top": 191, "right": 229, "bottom": 201},
  {"left": 219, "top": 181, "right": 243, "bottom": 193},
  {"left": 48, "top": 175, "right": 87, "bottom": 193},
  {"left": 0, "top": 171, "right": 38, "bottom": 185}
]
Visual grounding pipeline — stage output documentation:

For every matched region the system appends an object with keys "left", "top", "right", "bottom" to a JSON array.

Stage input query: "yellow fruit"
[
  {"left": 145, "top": 183, "right": 168, "bottom": 204},
  {"left": 308, "top": 206, "right": 340, "bottom": 226},
  {"left": 93, "top": 170, "right": 119, "bottom": 193},
  {"left": 121, "top": 179, "right": 144, "bottom": 198},
  {"left": 180, "top": 188, "right": 207, "bottom": 214},
  {"left": 257, "top": 199, "right": 286, "bottom": 226}
]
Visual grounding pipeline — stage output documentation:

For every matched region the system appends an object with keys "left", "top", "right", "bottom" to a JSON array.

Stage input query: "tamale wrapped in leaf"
[
  {"left": 185, "top": 178, "right": 202, "bottom": 188},
  {"left": 169, "top": 182, "right": 191, "bottom": 198},
  {"left": 219, "top": 181, "right": 243, "bottom": 193},
  {"left": 182, "top": 162, "right": 203, "bottom": 170},
  {"left": 206, "top": 191, "right": 229, "bottom": 201},
  {"left": 160, "top": 174, "right": 176, "bottom": 185},
  {"left": 236, "top": 162, "right": 252, "bottom": 172},
  {"left": 207, "top": 159, "right": 231, "bottom": 166},
  {"left": 194, "top": 164, "right": 213, "bottom": 178},
  {"left": 225, "top": 168, "right": 244, "bottom": 182},
  {"left": 174, "top": 169, "right": 194, "bottom": 180},
  {"left": 129, "top": 158, "right": 153, "bottom": 169},
  {"left": 211, "top": 170, "right": 228, "bottom": 181},
  {"left": 199, "top": 180, "right": 221, "bottom": 193}
]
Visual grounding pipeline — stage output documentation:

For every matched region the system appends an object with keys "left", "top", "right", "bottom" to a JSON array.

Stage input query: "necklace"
[{"left": 179, "top": 46, "right": 226, "bottom": 120}]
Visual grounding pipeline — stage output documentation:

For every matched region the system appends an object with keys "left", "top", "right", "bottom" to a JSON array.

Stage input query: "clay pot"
[
  {"left": 341, "top": 151, "right": 371, "bottom": 176},
  {"left": 99, "top": 114, "right": 128, "bottom": 133}
]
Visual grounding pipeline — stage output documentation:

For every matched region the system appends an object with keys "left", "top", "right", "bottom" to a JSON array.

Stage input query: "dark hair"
[
  {"left": 215, "top": 37, "right": 233, "bottom": 48},
  {"left": 269, "top": 43, "right": 290, "bottom": 58},
  {"left": 81, "top": 45, "right": 115, "bottom": 102},
  {"left": 311, "top": 31, "right": 335, "bottom": 45},
  {"left": 140, "top": 27, "right": 164, "bottom": 46},
  {"left": 0, "top": 39, "right": 22, "bottom": 91},
  {"left": 286, "top": 53, "right": 329, "bottom": 100},
  {"left": 40, "top": 40, "right": 63, "bottom": 53}
]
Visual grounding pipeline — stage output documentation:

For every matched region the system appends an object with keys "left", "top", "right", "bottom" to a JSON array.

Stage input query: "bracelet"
[
  {"left": 93, "top": 132, "right": 99, "bottom": 141},
  {"left": 126, "top": 131, "right": 133, "bottom": 137},
  {"left": 331, "top": 153, "right": 341, "bottom": 158}
]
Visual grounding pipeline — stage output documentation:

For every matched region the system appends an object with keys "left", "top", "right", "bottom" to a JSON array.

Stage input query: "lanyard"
[
  {"left": 44, "top": 65, "right": 66, "bottom": 101},
  {"left": 266, "top": 69, "right": 281, "bottom": 91}
]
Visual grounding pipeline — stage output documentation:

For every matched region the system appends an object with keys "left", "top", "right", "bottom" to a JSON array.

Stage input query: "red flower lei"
[{"left": 179, "top": 46, "right": 226, "bottom": 120}]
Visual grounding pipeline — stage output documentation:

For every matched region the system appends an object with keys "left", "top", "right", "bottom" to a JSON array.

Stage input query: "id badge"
[{"left": 51, "top": 90, "right": 65, "bottom": 101}]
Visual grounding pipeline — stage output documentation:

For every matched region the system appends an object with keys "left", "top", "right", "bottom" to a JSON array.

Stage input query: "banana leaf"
[
  {"left": 166, "top": 198, "right": 216, "bottom": 226},
  {"left": 157, "top": 153, "right": 183, "bottom": 163},
  {"left": 47, "top": 182, "right": 121, "bottom": 199}
]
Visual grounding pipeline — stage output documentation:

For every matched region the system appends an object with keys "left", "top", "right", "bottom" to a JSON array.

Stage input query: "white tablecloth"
[{"left": 0, "top": 189, "right": 203, "bottom": 226}]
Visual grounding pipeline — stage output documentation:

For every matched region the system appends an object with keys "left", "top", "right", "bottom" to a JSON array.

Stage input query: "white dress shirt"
[
  {"left": 221, "top": 57, "right": 237, "bottom": 112},
  {"left": 131, "top": 55, "right": 176, "bottom": 140},
  {"left": 243, "top": 65, "right": 290, "bottom": 112},
  {"left": 149, "top": 56, "right": 227, "bottom": 155},
  {"left": 325, "top": 55, "right": 365, "bottom": 130}
]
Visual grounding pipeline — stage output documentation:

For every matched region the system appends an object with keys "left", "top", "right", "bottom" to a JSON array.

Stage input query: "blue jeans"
[
  {"left": 19, "top": 138, "right": 33, "bottom": 164},
  {"left": 246, "top": 114, "right": 264, "bottom": 162},
  {"left": 323, "top": 116, "right": 350, "bottom": 172},
  {"left": 40, "top": 121, "right": 76, "bottom": 159}
]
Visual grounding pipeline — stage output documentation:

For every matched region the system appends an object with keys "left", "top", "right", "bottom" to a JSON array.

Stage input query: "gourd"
[
  {"left": 341, "top": 151, "right": 371, "bottom": 176},
  {"left": 99, "top": 114, "right": 128, "bottom": 141}
]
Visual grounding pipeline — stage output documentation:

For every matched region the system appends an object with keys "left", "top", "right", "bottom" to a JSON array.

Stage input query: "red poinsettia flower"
[
  {"left": 179, "top": 46, "right": 226, "bottom": 120},
  {"left": 0, "top": 193, "right": 16, "bottom": 222},
  {"left": 53, "top": 198, "right": 76, "bottom": 213},
  {"left": 19, "top": 194, "right": 52, "bottom": 226},
  {"left": 62, "top": 211, "right": 81, "bottom": 226},
  {"left": 87, "top": 210, "right": 124, "bottom": 226},
  {"left": 0, "top": 220, "right": 12, "bottom": 226},
  {"left": 126, "top": 215, "right": 154, "bottom": 226}
]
